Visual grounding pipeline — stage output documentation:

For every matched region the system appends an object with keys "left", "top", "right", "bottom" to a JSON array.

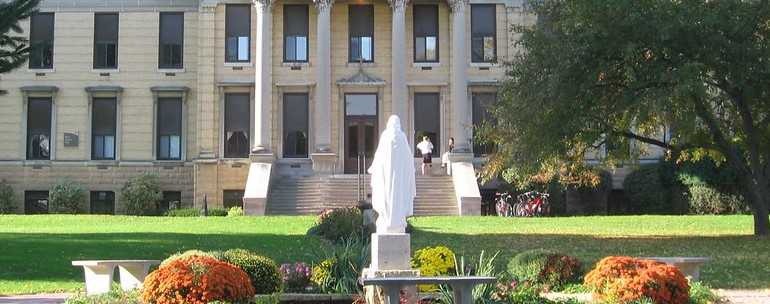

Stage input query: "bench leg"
[
  {"left": 381, "top": 284, "right": 402, "bottom": 304},
  {"left": 677, "top": 263, "right": 701, "bottom": 281},
  {"left": 118, "top": 264, "right": 152, "bottom": 291},
  {"left": 452, "top": 283, "right": 474, "bottom": 304},
  {"left": 81, "top": 265, "right": 115, "bottom": 296}
]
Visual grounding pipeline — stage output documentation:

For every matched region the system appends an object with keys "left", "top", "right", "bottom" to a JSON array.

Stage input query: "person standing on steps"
[
  {"left": 441, "top": 137, "right": 454, "bottom": 175},
  {"left": 416, "top": 136, "right": 434, "bottom": 175}
]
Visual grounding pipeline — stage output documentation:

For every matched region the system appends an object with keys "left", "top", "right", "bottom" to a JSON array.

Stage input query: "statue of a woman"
[{"left": 368, "top": 115, "right": 416, "bottom": 233}]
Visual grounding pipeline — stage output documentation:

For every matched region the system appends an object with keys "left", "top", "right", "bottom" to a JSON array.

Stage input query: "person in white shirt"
[{"left": 416, "top": 136, "right": 434, "bottom": 175}]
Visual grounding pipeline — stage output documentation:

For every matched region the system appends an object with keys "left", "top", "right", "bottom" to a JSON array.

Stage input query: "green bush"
[
  {"left": 208, "top": 208, "right": 228, "bottom": 216},
  {"left": 687, "top": 185, "right": 747, "bottom": 214},
  {"left": 506, "top": 249, "right": 582, "bottom": 290},
  {"left": 165, "top": 208, "right": 200, "bottom": 217},
  {"left": 311, "top": 237, "right": 369, "bottom": 294},
  {"left": 161, "top": 249, "right": 219, "bottom": 266},
  {"left": 623, "top": 164, "right": 680, "bottom": 214},
  {"left": 221, "top": 248, "right": 282, "bottom": 294},
  {"left": 227, "top": 206, "right": 244, "bottom": 217},
  {"left": 49, "top": 179, "right": 86, "bottom": 214},
  {"left": 676, "top": 158, "right": 748, "bottom": 215},
  {"left": 121, "top": 174, "right": 163, "bottom": 215},
  {"left": 307, "top": 207, "right": 365, "bottom": 243},
  {"left": 0, "top": 182, "right": 17, "bottom": 214},
  {"left": 65, "top": 285, "right": 141, "bottom": 304}
]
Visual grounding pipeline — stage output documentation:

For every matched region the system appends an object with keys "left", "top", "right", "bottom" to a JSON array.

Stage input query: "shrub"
[
  {"left": 307, "top": 207, "right": 365, "bottom": 243},
  {"left": 142, "top": 255, "right": 254, "bottom": 304},
  {"left": 65, "top": 287, "right": 141, "bottom": 304},
  {"left": 507, "top": 249, "right": 582, "bottom": 290},
  {"left": 310, "top": 258, "right": 335, "bottom": 292},
  {"left": 688, "top": 281, "right": 721, "bottom": 304},
  {"left": 584, "top": 256, "right": 690, "bottom": 304},
  {"left": 687, "top": 184, "right": 747, "bottom": 214},
  {"left": 49, "top": 179, "right": 86, "bottom": 214},
  {"left": 311, "top": 237, "right": 369, "bottom": 294},
  {"left": 280, "top": 262, "right": 312, "bottom": 293},
  {"left": 161, "top": 249, "right": 220, "bottom": 266},
  {"left": 208, "top": 208, "right": 228, "bottom": 216},
  {"left": 166, "top": 208, "right": 200, "bottom": 217},
  {"left": 411, "top": 246, "right": 456, "bottom": 291},
  {"left": 121, "top": 174, "right": 163, "bottom": 215},
  {"left": 227, "top": 206, "right": 244, "bottom": 217},
  {"left": 0, "top": 182, "right": 17, "bottom": 214},
  {"left": 221, "top": 248, "right": 282, "bottom": 294},
  {"left": 623, "top": 165, "right": 680, "bottom": 214}
]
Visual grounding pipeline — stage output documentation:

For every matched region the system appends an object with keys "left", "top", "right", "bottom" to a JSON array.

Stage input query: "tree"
[
  {"left": 482, "top": 0, "right": 770, "bottom": 235},
  {"left": 0, "top": 0, "right": 40, "bottom": 73}
]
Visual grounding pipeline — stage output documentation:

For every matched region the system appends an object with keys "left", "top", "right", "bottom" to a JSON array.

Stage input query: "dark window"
[
  {"left": 413, "top": 5, "right": 438, "bottom": 63},
  {"left": 472, "top": 92, "right": 496, "bottom": 156},
  {"left": 223, "top": 190, "right": 244, "bottom": 209},
  {"left": 159, "top": 12, "right": 184, "bottom": 69},
  {"left": 157, "top": 98, "right": 182, "bottom": 160},
  {"left": 159, "top": 191, "right": 182, "bottom": 214},
  {"left": 93, "top": 13, "right": 119, "bottom": 69},
  {"left": 414, "top": 93, "right": 440, "bottom": 157},
  {"left": 283, "top": 93, "right": 309, "bottom": 158},
  {"left": 226, "top": 5, "right": 250, "bottom": 63},
  {"left": 92, "top": 98, "right": 117, "bottom": 160},
  {"left": 29, "top": 12, "right": 54, "bottom": 69},
  {"left": 349, "top": 5, "right": 374, "bottom": 62},
  {"left": 471, "top": 4, "right": 496, "bottom": 63},
  {"left": 224, "top": 93, "right": 250, "bottom": 158},
  {"left": 24, "top": 191, "right": 49, "bottom": 214},
  {"left": 27, "top": 98, "right": 52, "bottom": 160},
  {"left": 90, "top": 191, "right": 115, "bottom": 214},
  {"left": 283, "top": 5, "right": 308, "bottom": 62}
]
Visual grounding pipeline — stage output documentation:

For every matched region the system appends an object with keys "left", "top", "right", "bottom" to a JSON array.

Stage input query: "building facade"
[{"left": 0, "top": 0, "right": 536, "bottom": 214}]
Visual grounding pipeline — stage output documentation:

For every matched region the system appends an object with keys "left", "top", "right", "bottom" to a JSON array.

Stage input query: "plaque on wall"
[{"left": 63, "top": 132, "right": 79, "bottom": 147}]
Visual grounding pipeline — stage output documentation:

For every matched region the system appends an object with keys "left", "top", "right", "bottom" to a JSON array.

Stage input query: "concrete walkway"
[
  {"left": 0, "top": 294, "right": 68, "bottom": 304},
  {"left": 544, "top": 290, "right": 770, "bottom": 304}
]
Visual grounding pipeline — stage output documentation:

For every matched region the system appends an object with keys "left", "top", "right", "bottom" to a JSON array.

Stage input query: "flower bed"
[{"left": 585, "top": 256, "right": 690, "bottom": 304}]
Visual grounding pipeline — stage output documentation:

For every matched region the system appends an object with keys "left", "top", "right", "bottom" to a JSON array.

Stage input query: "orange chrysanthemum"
[{"left": 585, "top": 256, "right": 690, "bottom": 304}]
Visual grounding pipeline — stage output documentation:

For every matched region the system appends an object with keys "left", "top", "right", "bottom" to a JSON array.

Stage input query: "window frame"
[
  {"left": 24, "top": 191, "right": 49, "bottom": 214},
  {"left": 470, "top": 4, "right": 497, "bottom": 63},
  {"left": 348, "top": 4, "right": 375, "bottom": 63},
  {"left": 412, "top": 5, "right": 439, "bottom": 63},
  {"left": 158, "top": 12, "right": 184, "bottom": 69},
  {"left": 472, "top": 91, "right": 497, "bottom": 156},
  {"left": 93, "top": 13, "right": 119, "bottom": 69},
  {"left": 28, "top": 12, "right": 55, "bottom": 70},
  {"left": 283, "top": 4, "right": 309, "bottom": 63},
  {"left": 91, "top": 97, "right": 117, "bottom": 160},
  {"left": 413, "top": 92, "right": 441, "bottom": 157},
  {"left": 282, "top": 93, "right": 310, "bottom": 159},
  {"left": 225, "top": 4, "right": 251, "bottom": 63},
  {"left": 90, "top": 191, "right": 115, "bottom": 215},
  {"left": 223, "top": 93, "right": 251, "bottom": 158},
  {"left": 26, "top": 97, "right": 53, "bottom": 161},
  {"left": 156, "top": 97, "right": 183, "bottom": 161}
]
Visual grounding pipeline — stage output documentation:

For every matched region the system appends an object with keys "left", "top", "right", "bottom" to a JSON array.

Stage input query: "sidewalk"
[{"left": 0, "top": 294, "right": 68, "bottom": 304}]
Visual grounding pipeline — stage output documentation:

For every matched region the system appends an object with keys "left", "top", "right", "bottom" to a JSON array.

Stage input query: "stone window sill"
[
  {"left": 158, "top": 68, "right": 185, "bottom": 73},
  {"left": 28, "top": 68, "right": 55, "bottom": 73},
  {"left": 413, "top": 62, "right": 441, "bottom": 68},
  {"left": 224, "top": 62, "right": 253, "bottom": 67}
]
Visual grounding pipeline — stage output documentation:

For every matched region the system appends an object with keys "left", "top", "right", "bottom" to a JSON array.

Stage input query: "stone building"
[{"left": 0, "top": 0, "right": 538, "bottom": 215}]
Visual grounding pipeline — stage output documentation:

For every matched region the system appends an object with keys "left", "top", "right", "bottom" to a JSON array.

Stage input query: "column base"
[
  {"left": 310, "top": 152, "right": 337, "bottom": 174},
  {"left": 249, "top": 152, "right": 275, "bottom": 163}
]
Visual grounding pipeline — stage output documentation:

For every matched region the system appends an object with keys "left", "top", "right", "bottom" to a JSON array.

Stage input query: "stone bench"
[
  {"left": 362, "top": 276, "right": 496, "bottom": 304},
  {"left": 642, "top": 257, "right": 710, "bottom": 281},
  {"left": 72, "top": 260, "right": 160, "bottom": 295}
]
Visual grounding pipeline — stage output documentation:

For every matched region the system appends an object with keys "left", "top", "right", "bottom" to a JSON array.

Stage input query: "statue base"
[{"left": 371, "top": 233, "right": 411, "bottom": 270}]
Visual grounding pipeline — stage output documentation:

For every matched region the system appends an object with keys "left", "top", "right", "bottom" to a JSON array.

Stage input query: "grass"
[{"left": 0, "top": 215, "right": 768, "bottom": 295}]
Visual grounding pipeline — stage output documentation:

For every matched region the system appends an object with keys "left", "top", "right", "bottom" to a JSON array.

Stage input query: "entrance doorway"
[{"left": 344, "top": 94, "right": 378, "bottom": 174}]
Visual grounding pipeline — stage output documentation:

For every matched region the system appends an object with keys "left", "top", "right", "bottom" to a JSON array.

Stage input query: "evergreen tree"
[{"left": 0, "top": 0, "right": 40, "bottom": 74}]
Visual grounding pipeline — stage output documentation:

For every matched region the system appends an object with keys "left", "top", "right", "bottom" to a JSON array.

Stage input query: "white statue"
[{"left": 368, "top": 115, "right": 416, "bottom": 234}]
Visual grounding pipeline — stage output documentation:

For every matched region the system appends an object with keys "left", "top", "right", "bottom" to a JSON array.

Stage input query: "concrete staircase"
[{"left": 266, "top": 174, "right": 458, "bottom": 215}]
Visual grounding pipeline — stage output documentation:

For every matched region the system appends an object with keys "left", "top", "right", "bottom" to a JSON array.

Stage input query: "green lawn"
[{"left": 0, "top": 215, "right": 768, "bottom": 295}]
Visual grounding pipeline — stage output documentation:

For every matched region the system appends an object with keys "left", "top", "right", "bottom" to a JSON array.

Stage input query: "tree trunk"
[{"left": 743, "top": 179, "right": 770, "bottom": 236}]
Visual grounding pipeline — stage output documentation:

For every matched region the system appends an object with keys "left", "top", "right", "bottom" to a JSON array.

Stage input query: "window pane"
[
  {"left": 284, "top": 5, "right": 309, "bottom": 36},
  {"left": 473, "top": 92, "right": 496, "bottom": 156},
  {"left": 159, "top": 136, "right": 169, "bottom": 159},
  {"left": 413, "top": 5, "right": 438, "bottom": 36},
  {"left": 296, "top": 36, "right": 307, "bottom": 61},
  {"left": 471, "top": 37, "right": 484, "bottom": 62},
  {"left": 350, "top": 37, "right": 360, "bottom": 61},
  {"left": 345, "top": 94, "right": 377, "bottom": 116},
  {"left": 285, "top": 36, "right": 296, "bottom": 61},
  {"left": 90, "top": 191, "right": 115, "bottom": 214},
  {"left": 94, "top": 13, "right": 118, "bottom": 69},
  {"left": 169, "top": 135, "right": 181, "bottom": 159},
  {"left": 426, "top": 36, "right": 437, "bottom": 61},
  {"left": 349, "top": 5, "right": 374, "bottom": 36},
  {"left": 483, "top": 36, "right": 495, "bottom": 61},
  {"left": 414, "top": 93, "right": 440, "bottom": 157},
  {"left": 29, "top": 13, "right": 54, "bottom": 69},
  {"left": 159, "top": 12, "right": 184, "bottom": 68},
  {"left": 361, "top": 37, "right": 372, "bottom": 61},
  {"left": 238, "top": 37, "right": 249, "bottom": 61},
  {"left": 471, "top": 4, "right": 495, "bottom": 63},
  {"left": 415, "top": 37, "right": 426, "bottom": 62},
  {"left": 24, "top": 191, "right": 49, "bottom": 214},
  {"left": 27, "top": 98, "right": 52, "bottom": 160},
  {"left": 226, "top": 4, "right": 250, "bottom": 62},
  {"left": 224, "top": 93, "right": 250, "bottom": 158},
  {"left": 283, "top": 94, "right": 309, "bottom": 158},
  {"left": 104, "top": 136, "right": 115, "bottom": 159}
]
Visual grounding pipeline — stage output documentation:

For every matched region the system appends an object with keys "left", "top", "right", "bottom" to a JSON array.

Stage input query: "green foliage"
[
  {"left": 64, "top": 285, "right": 141, "bottom": 304},
  {"left": 221, "top": 248, "right": 282, "bottom": 294},
  {"left": 507, "top": 249, "right": 582, "bottom": 290},
  {"left": 165, "top": 208, "right": 200, "bottom": 217},
  {"left": 676, "top": 158, "right": 748, "bottom": 215},
  {"left": 207, "top": 208, "right": 228, "bottom": 216},
  {"left": 0, "top": 0, "right": 41, "bottom": 74},
  {"left": 623, "top": 165, "right": 677, "bottom": 214},
  {"left": 0, "top": 182, "right": 17, "bottom": 214},
  {"left": 49, "top": 179, "right": 86, "bottom": 214},
  {"left": 411, "top": 246, "right": 456, "bottom": 291},
  {"left": 687, "top": 185, "right": 747, "bottom": 215},
  {"left": 120, "top": 174, "right": 162, "bottom": 216},
  {"left": 311, "top": 237, "right": 369, "bottom": 294},
  {"left": 227, "top": 206, "right": 244, "bottom": 217},
  {"left": 161, "top": 249, "right": 219, "bottom": 266},
  {"left": 439, "top": 251, "right": 501, "bottom": 304},
  {"left": 688, "top": 281, "right": 721, "bottom": 304},
  {"left": 307, "top": 207, "right": 365, "bottom": 243}
]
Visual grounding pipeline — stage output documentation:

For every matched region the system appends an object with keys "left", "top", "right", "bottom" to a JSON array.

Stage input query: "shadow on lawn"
[{"left": 410, "top": 229, "right": 770, "bottom": 289}]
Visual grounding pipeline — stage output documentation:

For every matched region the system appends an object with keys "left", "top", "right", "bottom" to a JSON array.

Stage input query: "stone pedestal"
[
  {"left": 364, "top": 233, "right": 419, "bottom": 304},
  {"left": 310, "top": 152, "right": 337, "bottom": 174}
]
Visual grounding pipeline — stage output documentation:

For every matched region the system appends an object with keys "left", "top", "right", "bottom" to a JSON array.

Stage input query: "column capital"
[
  {"left": 313, "top": 0, "right": 334, "bottom": 12},
  {"left": 388, "top": 0, "right": 409, "bottom": 10},
  {"left": 447, "top": 0, "right": 469, "bottom": 12},
  {"left": 252, "top": 0, "right": 273, "bottom": 11}
]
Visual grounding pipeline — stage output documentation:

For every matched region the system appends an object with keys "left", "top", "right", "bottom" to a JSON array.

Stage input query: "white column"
[
  {"left": 313, "top": 0, "right": 333, "bottom": 152},
  {"left": 253, "top": 0, "right": 273, "bottom": 153},
  {"left": 390, "top": 0, "right": 408, "bottom": 120},
  {"left": 449, "top": 0, "right": 471, "bottom": 152}
]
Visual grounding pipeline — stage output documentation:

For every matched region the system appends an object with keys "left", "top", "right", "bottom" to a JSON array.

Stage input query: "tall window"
[
  {"left": 413, "top": 5, "right": 438, "bottom": 63},
  {"left": 159, "top": 12, "right": 184, "bottom": 69},
  {"left": 471, "top": 4, "right": 496, "bottom": 63},
  {"left": 472, "top": 92, "right": 496, "bottom": 156},
  {"left": 226, "top": 5, "right": 250, "bottom": 63},
  {"left": 93, "top": 13, "right": 119, "bottom": 69},
  {"left": 92, "top": 98, "right": 117, "bottom": 160},
  {"left": 157, "top": 98, "right": 182, "bottom": 160},
  {"left": 24, "top": 191, "right": 49, "bottom": 214},
  {"left": 284, "top": 5, "right": 308, "bottom": 62},
  {"left": 27, "top": 97, "right": 52, "bottom": 160},
  {"left": 29, "top": 12, "right": 54, "bottom": 69},
  {"left": 349, "top": 5, "right": 374, "bottom": 62},
  {"left": 414, "top": 93, "right": 440, "bottom": 157},
  {"left": 90, "top": 191, "right": 115, "bottom": 214},
  {"left": 223, "top": 190, "right": 244, "bottom": 209},
  {"left": 283, "top": 93, "right": 309, "bottom": 158},
  {"left": 224, "top": 93, "right": 250, "bottom": 158}
]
